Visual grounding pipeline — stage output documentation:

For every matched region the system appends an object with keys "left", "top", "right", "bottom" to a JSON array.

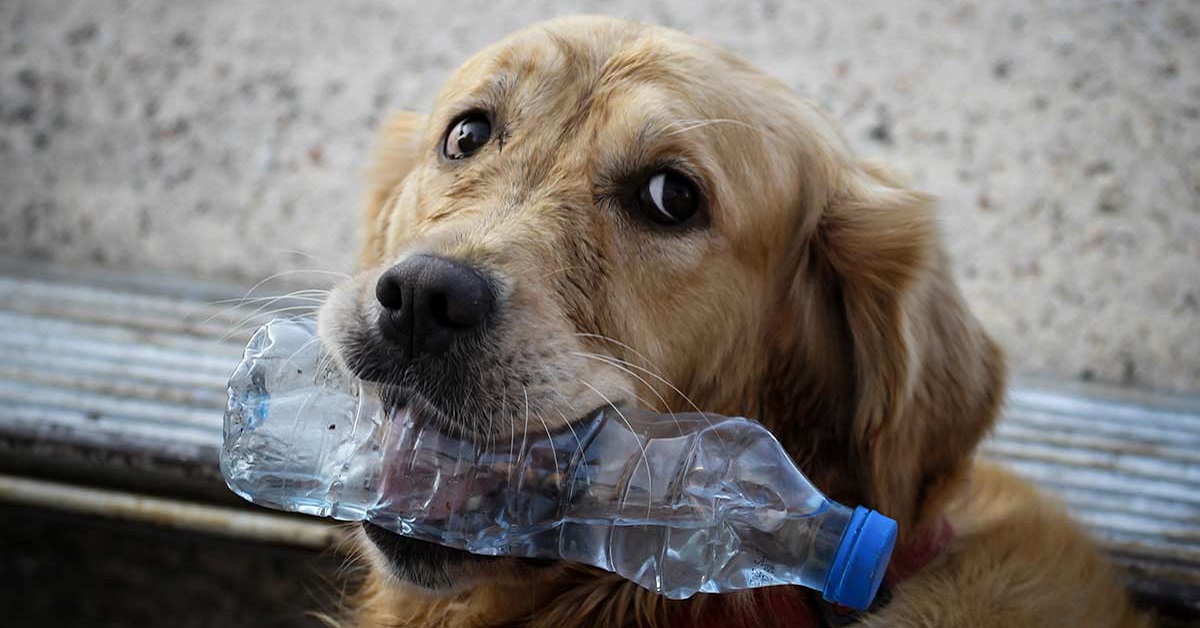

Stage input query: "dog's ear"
[
  {"left": 360, "top": 111, "right": 427, "bottom": 268},
  {"left": 815, "top": 162, "right": 1007, "bottom": 536}
]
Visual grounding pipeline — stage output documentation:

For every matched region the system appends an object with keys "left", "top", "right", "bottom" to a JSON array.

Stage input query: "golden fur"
[{"left": 319, "top": 16, "right": 1149, "bottom": 628}]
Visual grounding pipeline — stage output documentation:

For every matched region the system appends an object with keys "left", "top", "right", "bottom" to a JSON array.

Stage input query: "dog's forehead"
[{"left": 438, "top": 21, "right": 729, "bottom": 123}]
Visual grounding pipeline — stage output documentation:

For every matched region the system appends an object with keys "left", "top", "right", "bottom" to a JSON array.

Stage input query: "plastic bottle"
[{"left": 221, "top": 318, "right": 897, "bottom": 610}]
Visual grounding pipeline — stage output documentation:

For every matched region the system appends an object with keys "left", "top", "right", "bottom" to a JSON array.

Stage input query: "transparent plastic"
[{"left": 221, "top": 318, "right": 896, "bottom": 608}]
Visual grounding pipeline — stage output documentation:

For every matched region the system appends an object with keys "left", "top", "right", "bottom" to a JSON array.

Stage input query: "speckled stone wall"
[{"left": 2, "top": 0, "right": 1198, "bottom": 391}]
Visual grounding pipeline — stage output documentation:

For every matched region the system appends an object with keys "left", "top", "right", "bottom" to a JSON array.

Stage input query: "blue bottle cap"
[{"left": 822, "top": 506, "right": 899, "bottom": 611}]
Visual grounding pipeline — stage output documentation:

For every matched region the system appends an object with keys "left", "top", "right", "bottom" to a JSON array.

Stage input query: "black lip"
[
  {"left": 361, "top": 522, "right": 554, "bottom": 588},
  {"left": 362, "top": 521, "right": 475, "bottom": 561},
  {"left": 362, "top": 522, "right": 478, "bottom": 590}
]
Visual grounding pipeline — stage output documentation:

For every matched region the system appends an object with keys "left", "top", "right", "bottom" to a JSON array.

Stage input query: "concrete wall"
[{"left": 2, "top": 0, "right": 1198, "bottom": 391}]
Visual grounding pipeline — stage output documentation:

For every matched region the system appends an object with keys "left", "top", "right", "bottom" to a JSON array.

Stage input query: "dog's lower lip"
[
  {"left": 362, "top": 521, "right": 476, "bottom": 562},
  {"left": 362, "top": 522, "right": 556, "bottom": 572}
]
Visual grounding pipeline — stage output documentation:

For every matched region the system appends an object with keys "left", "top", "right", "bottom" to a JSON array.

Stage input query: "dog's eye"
[
  {"left": 638, "top": 172, "right": 700, "bottom": 226},
  {"left": 443, "top": 113, "right": 492, "bottom": 160}
]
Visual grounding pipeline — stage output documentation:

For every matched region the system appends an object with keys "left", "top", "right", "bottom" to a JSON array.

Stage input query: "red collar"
[{"left": 675, "top": 519, "right": 954, "bottom": 628}]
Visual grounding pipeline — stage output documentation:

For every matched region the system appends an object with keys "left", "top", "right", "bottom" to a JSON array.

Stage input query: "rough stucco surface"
[{"left": 1, "top": 0, "right": 1198, "bottom": 391}]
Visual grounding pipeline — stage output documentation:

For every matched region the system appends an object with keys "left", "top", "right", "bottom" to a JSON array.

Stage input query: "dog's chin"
[
  {"left": 361, "top": 523, "right": 555, "bottom": 594},
  {"left": 361, "top": 522, "right": 482, "bottom": 593}
]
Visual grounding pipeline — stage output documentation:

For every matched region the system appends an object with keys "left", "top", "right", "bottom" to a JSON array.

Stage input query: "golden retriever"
[{"left": 317, "top": 16, "right": 1149, "bottom": 628}]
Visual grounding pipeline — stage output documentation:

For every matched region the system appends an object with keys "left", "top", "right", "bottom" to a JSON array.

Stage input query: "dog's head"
[{"left": 319, "top": 15, "right": 1005, "bottom": 612}]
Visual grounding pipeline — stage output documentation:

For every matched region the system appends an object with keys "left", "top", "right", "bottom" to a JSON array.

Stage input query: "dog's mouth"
[
  {"left": 362, "top": 521, "right": 540, "bottom": 591},
  {"left": 328, "top": 280, "right": 632, "bottom": 591},
  {"left": 361, "top": 385, "right": 608, "bottom": 590},
  {"left": 376, "top": 385, "right": 449, "bottom": 432}
]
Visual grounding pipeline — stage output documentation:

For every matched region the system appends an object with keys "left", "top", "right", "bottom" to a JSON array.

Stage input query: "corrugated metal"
[
  {"left": 0, "top": 261, "right": 1196, "bottom": 613},
  {"left": 0, "top": 261, "right": 325, "bottom": 506},
  {"left": 983, "top": 387, "right": 1200, "bottom": 613}
]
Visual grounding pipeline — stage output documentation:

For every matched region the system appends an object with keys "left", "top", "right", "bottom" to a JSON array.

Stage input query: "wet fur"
[{"left": 323, "top": 16, "right": 1149, "bottom": 628}]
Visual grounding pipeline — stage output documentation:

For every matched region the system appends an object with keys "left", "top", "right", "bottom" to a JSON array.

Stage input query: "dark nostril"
[
  {"left": 375, "top": 271, "right": 405, "bottom": 311},
  {"left": 373, "top": 255, "right": 496, "bottom": 358},
  {"left": 428, "top": 292, "right": 453, "bottom": 328}
]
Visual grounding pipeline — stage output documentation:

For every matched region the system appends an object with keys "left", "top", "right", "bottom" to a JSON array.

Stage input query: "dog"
[{"left": 317, "top": 16, "right": 1149, "bottom": 628}]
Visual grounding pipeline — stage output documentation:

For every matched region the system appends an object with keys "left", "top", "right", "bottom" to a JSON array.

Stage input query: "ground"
[{"left": 1, "top": 0, "right": 1198, "bottom": 390}]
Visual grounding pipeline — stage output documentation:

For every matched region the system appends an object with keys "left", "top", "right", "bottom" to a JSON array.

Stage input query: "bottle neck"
[
  {"left": 727, "top": 502, "right": 853, "bottom": 594},
  {"left": 792, "top": 502, "right": 855, "bottom": 586}
]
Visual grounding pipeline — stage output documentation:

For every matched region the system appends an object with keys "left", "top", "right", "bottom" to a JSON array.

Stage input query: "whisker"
[
  {"left": 231, "top": 268, "right": 350, "bottom": 311},
  {"left": 206, "top": 289, "right": 331, "bottom": 306},
  {"left": 501, "top": 382, "right": 514, "bottom": 485},
  {"left": 536, "top": 265, "right": 587, "bottom": 281},
  {"left": 219, "top": 305, "right": 321, "bottom": 343},
  {"left": 530, "top": 401, "right": 562, "bottom": 493},
  {"left": 518, "top": 385, "right": 532, "bottom": 491},
  {"left": 570, "top": 351, "right": 686, "bottom": 438},
  {"left": 313, "top": 347, "right": 338, "bottom": 383},
  {"left": 572, "top": 332, "right": 708, "bottom": 416},
  {"left": 330, "top": 525, "right": 370, "bottom": 580},
  {"left": 573, "top": 377, "right": 653, "bottom": 521},
  {"left": 198, "top": 288, "right": 330, "bottom": 328},
  {"left": 666, "top": 117, "right": 763, "bottom": 137},
  {"left": 279, "top": 336, "right": 323, "bottom": 374},
  {"left": 480, "top": 371, "right": 498, "bottom": 460},
  {"left": 570, "top": 337, "right": 724, "bottom": 445},
  {"left": 572, "top": 332, "right": 662, "bottom": 375},
  {"left": 545, "top": 402, "right": 591, "bottom": 494},
  {"left": 221, "top": 296, "right": 325, "bottom": 307},
  {"left": 221, "top": 297, "right": 323, "bottom": 332},
  {"left": 211, "top": 267, "right": 347, "bottom": 341},
  {"left": 544, "top": 381, "right": 588, "bottom": 465}
]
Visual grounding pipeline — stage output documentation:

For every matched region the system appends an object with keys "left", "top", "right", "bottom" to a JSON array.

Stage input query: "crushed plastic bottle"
[{"left": 221, "top": 318, "right": 898, "bottom": 610}]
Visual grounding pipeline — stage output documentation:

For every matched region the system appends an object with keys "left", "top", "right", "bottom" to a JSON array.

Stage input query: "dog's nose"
[{"left": 375, "top": 255, "right": 495, "bottom": 359}]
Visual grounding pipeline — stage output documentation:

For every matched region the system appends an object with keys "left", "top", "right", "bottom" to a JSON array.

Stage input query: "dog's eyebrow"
[
  {"left": 635, "top": 117, "right": 709, "bottom": 150},
  {"left": 591, "top": 115, "right": 708, "bottom": 186},
  {"left": 448, "top": 73, "right": 516, "bottom": 118},
  {"left": 483, "top": 73, "right": 517, "bottom": 105}
]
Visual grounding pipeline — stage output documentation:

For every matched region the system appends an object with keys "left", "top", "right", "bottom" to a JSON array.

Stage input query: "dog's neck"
[{"left": 353, "top": 520, "right": 957, "bottom": 628}]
